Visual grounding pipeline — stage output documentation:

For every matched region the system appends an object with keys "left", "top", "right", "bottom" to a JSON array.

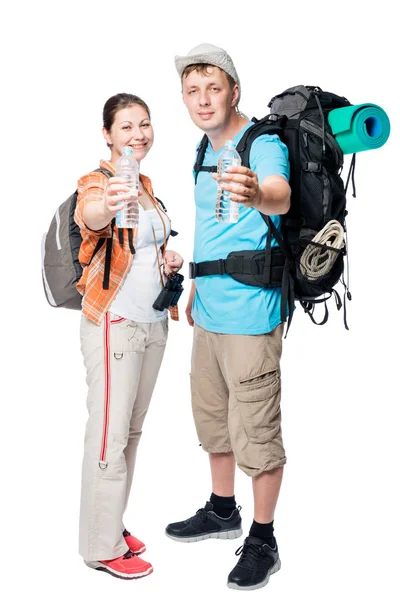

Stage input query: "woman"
[{"left": 75, "top": 93, "right": 183, "bottom": 579}]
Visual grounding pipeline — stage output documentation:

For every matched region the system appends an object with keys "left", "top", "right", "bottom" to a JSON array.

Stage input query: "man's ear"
[{"left": 231, "top": 84, "right": 239, "bottom": 108}]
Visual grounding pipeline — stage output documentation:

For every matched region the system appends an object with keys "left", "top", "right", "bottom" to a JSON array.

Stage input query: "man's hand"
[
  {"left": 186, "top": 280, "right": 196, "bottom": 327},
  {"left": 213, "top": 168, "right": 291, "bottom": 216},
  {"left": 212, "top": 165, "right": 261, "bottom": 209}
]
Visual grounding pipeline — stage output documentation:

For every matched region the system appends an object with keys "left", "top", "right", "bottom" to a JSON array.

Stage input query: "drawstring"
[
  {"left": 345, "top": 154, "right": 357, "bottom": 198},
  {"left": 300, "top": 298, "right": 330, "bottom": 326}
]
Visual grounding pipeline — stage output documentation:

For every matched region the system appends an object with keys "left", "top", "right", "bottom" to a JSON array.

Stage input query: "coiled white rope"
[{"left": 300, "top": 220, "right": 345, "bottom": 281}]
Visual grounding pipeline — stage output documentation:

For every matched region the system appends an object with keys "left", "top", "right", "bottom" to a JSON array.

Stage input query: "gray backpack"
[{"left": 41, "top": 168, "right": 113, "bottom": 310}]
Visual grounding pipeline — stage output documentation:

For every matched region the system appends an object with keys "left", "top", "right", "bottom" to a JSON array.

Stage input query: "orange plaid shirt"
[{"left": 74, "top": 159, "right": 179, "bottom": 325}]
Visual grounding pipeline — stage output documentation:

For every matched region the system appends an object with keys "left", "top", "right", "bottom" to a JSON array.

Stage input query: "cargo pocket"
[
  {"left": 111, "top": 321, "right": 146, "bottom": 354},
  {"left": 127, "top": 322, "right": 147, "bottom": 348},
  {"left": 236, "top": 370, "right": 281, "bottom": 445}
]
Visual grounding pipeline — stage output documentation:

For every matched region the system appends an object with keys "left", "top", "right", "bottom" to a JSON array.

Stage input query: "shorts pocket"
[{"left": 235, "top": 370, "right": 281, "bottom": 445}]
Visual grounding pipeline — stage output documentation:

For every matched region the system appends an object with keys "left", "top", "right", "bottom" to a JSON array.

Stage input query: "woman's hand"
[
  {"left": 163, "top": 250, "right": 183, "bottom": 276},
  {"left": 103, "top": 177, "right": 142, "bottom": 220}
]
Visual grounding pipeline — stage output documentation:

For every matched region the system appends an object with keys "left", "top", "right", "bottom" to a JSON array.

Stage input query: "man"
[{"left": 166, "top": 44, "right": 291, "bottom": 591}]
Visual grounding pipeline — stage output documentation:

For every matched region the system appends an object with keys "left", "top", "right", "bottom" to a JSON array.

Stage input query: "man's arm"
[
  {"left": 186, "top": 280, "right": 196, "bottom": 327},
  {"left": 253, "top": 174, "right": 291, "bottom": 216}
]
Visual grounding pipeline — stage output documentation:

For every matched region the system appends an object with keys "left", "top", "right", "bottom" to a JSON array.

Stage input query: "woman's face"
[{"left": 103, "top": 104, "right": 154, "bottom": 164}]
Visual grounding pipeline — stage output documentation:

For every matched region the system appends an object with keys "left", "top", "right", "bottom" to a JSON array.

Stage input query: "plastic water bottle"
[
  {"left": 216, "top": 139, "right": 241, "bottom": 223},
  {"left": 115, "top": 147, "right": 139, "bottom": 228}
]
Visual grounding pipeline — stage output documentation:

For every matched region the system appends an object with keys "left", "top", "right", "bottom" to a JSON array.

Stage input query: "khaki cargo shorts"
[{"left": 190, "top": 324, "right": 286, "bottom": 477}]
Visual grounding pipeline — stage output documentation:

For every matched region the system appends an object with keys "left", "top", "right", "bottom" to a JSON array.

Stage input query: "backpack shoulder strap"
[
  {"left": 193, "top": 134, "right": 212, "bottom": 184},
  {"left": 235, "top": 116, "right": 287, "bottom": 168},
  {"left": 155, "top": 196, "right": 167, "bottom": 212},
  {"left": 89, "top": 169, "right": 116, "bottom": 289},
  {"left": 93, "top": 167, "right": 114, "bottom": 179},
  {"left": 193, "top": 116, "right": 286, "bottom": 183},
  {"left": 155, "top": 196, "right": 179, "bottom": 236}
]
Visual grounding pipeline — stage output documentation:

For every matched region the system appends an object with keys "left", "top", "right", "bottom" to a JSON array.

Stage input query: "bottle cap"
[
  {"left": 225, "top": 139, "right": 234, "bottom": 146},
  {"left": 122, "top": 146, "right": 133, "bottom": 155}
]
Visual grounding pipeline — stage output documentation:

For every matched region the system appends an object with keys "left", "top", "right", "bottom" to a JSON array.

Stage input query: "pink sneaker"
[
  {"left": 85, "top": 550, "right": 153, "bottom": 579},
  {"left": 123, "top": 528, "right": 146, "bottom": 555}
]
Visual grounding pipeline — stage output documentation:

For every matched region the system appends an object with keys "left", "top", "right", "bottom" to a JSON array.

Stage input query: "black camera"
[{"left": 153, "top": 273, "right": 184, "bottom": 311}]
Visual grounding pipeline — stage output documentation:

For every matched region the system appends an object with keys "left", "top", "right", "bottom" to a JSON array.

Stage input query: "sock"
[
  {"left": 249, "top": 519, "right": 276, "bottom": 547},
  {"left": 209, "top": 492, "right": 237, "bottom": 518}
]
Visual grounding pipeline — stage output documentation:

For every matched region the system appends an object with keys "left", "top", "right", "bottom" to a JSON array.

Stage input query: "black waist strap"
[
  {"left": 189, "top": 248, "right": 285, "bottom": 288},
  {"left": 189, "top": 248, "right": 295, "bottom": 334}
]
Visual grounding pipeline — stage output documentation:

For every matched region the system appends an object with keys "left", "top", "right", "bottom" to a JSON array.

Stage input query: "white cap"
[{"left": 174, "top": 43, "right": 241, "bottom": 102}]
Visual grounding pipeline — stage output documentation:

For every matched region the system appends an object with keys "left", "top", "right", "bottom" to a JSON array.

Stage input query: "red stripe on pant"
[{"left": 99, "top": 312, "right": 111, "bottom": 468}]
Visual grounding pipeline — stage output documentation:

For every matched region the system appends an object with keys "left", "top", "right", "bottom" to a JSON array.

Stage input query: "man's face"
[{"left": 182, "top": 66, "right": 238, "bottom": 133}]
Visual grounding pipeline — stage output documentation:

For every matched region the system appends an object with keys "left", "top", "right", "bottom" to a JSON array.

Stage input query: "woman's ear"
[{"left": 102, "top": 127, "right": 112, "bottom": 147}]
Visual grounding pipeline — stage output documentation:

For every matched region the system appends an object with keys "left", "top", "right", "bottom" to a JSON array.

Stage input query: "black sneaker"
[
  {"left": 165, "top": 501, "right": 242, "bottom": 542},
  {"left": 227, "top": 536, "right": 281, "bottom": 590}
]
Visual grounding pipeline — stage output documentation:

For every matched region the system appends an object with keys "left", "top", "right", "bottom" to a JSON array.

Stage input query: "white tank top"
[{"left": 109, "top": 205, "right": 171, "bottom": 322}]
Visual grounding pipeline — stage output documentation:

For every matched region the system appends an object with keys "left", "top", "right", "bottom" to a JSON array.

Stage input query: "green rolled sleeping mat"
[{"left": 327, "top": 104, "right": 390, "bottom": 154}]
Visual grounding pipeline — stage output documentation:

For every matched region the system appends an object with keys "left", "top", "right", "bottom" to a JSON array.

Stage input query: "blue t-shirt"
[{"left": 192, "top": 122, "right": 290, "bottom": 335}]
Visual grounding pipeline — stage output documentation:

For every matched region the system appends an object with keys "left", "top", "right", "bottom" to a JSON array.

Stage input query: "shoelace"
[
  {"left": 184, "top": 506, "right": 210, "bottom": 525},
  {"left": 235, "top": 541, "right": 273, "bottom": 569},
  {"left": 184, "top": 502, "right": 241, "bottom": 525}
]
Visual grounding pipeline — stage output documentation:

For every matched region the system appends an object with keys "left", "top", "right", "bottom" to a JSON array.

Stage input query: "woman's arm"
[{"left": 82, "top": 177, "right": 132, "bottom": 231}]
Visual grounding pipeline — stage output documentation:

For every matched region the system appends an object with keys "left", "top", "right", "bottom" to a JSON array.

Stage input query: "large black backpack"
[{"left": 191, "top": 85, "right": 355, "bottom": 328}]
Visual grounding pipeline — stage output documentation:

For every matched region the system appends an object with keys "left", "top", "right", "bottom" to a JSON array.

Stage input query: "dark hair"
[{"left": 103, "top": 92, "right": 151, "bottom": 134}]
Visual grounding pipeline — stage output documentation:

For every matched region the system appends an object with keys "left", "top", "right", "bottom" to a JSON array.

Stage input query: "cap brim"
[{"left": 175, "top": 53, "right": 222, "bottom": 79}]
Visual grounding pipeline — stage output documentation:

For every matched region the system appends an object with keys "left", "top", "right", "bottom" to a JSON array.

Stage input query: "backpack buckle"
[
  {"left": 303, "top": 162, "right": 322, "bottom": 173},
  {"left": 217, "top": 259, "right": 226, "bottom": 275},
  {"left": 189, "top": 262, "right": 196, "bottom": 279}
]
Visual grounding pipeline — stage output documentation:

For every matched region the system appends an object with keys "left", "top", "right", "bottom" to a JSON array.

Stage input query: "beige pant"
[
  {"left": 79, "top": 313, "right": 167, "bottom": 561},
  {"left": 190, "top": 324, "right": 286, "bottom": 477}
]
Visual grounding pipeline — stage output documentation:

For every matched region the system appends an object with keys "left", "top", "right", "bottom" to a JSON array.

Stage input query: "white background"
[{"left": 2, "top": 1, "right": 399, "bottom": 599}]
